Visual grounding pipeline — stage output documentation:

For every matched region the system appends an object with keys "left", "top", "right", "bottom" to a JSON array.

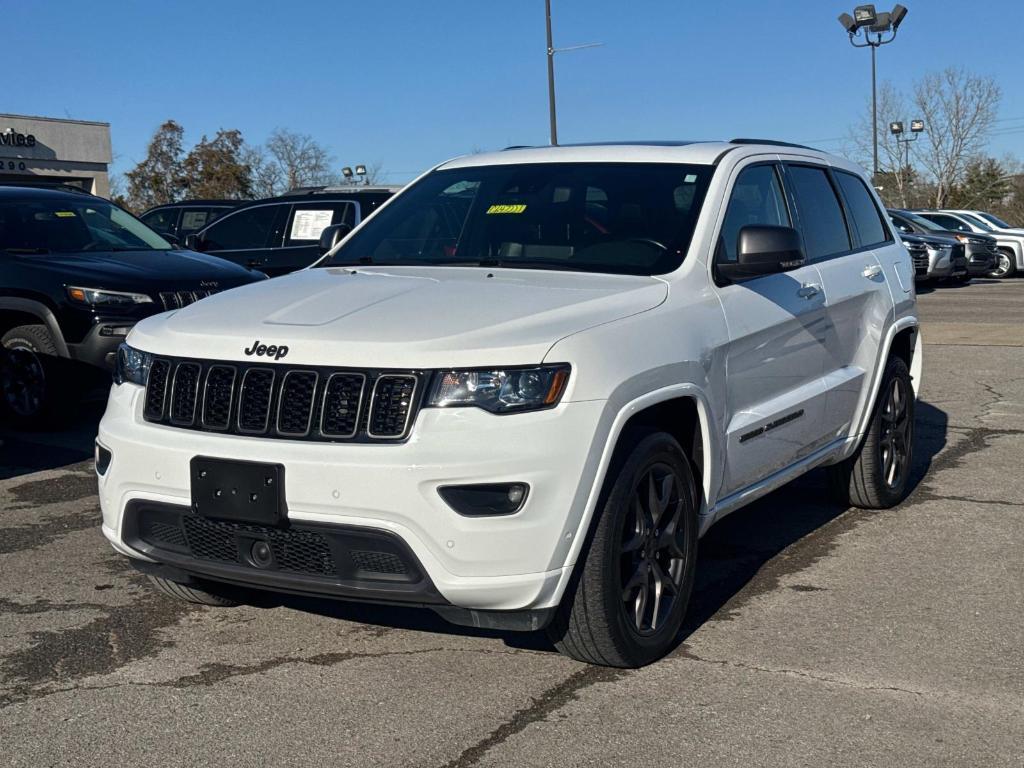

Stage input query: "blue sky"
[{"left": 8, "top": 0, "right": 1024, "bottom": 184}]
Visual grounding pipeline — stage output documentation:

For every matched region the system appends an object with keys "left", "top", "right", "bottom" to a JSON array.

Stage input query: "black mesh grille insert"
[
  {"left": 169, "top": 363, "right": 201, "bottom": 425},
  {"left": 350, "top": 550, "right": 408, "bottom": 575},
  {"left": 144, "top": 359, "right": 171, "bottom": 420},
  {"left": 369, "top": 375, "right": 417, "bottom": 438},
  {"left": 202, "top": 366, "right": 236, "bottom": 429},
  {"left": 146, "top": 520, "right": 188, "bottom": 549},
  {"left": 143, "top": 358, "right": 422, "bottom": 442},
  {"left": 238, "top": 369, "right": 274, "bottom": 433},
  {"left": 321, "top": 373, "right": 365, "bottom": 437},
  {"left": 181, "top": 516, "right": 336, "bottom": 576},
  {"left": 277, "top": 371, "right": 318, "bottom": 435}
]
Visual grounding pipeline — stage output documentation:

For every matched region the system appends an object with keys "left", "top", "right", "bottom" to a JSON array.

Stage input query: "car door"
[
  {"left": 197, "top": 203, "right": 287, "bottom": 270},
  {"left": 795, "top": 165, "right": 896, "bottom": 440},
  {"left": 712, "top": 161, "right": 833, "bottom": 498},
  {"left": 263, "top": 201, "right": 358, "bottom": 276}
]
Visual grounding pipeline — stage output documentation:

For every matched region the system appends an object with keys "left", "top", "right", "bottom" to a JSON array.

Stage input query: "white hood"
[{"left": 128, "top": 266, "right": 668, "bottom": 368}]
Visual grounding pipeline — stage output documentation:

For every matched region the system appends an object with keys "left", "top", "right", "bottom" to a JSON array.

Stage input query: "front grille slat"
[{"left": 144, "top": 357, "right": 421, "bottom": 443}]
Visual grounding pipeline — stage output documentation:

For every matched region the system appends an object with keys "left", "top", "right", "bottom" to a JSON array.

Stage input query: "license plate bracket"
[{"left": 190, "top": 456, "right": 286, "bottom": 525}]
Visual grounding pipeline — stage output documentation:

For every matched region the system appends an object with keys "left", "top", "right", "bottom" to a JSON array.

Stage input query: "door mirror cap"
[
  {"left": 183, "top": 233, "right": 202, "bottom": 251},
  {"left": 718, "top": 225, "right": 806, "bottom": 282},
  {"left": 318, "top": 223, "right": 353, "bottom": 255}
]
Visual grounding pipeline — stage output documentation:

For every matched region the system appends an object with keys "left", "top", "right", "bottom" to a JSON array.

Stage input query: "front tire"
[
  {"left": 828, "top": 355, "right": 915, "bottom": 509},
  {"left": 547, "top": 431, "right": 698, "bottom": 668},
  {"left": 987, "top": 249, "right": 1016, "bottom": 279},
  {"left": 1, "top": 324, "right": 65, "bottom": 428},
  {"left": 147, "top": 575, "right": 241, "bottom": 607}
]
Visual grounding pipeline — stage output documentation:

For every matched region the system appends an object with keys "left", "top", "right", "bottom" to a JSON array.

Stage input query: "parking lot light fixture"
[
  {"left": 341, "top": 166, "right": 353, "bottom": 179},
  {"left": 890, "top": 121, "right": 904, "bottom": 135},
  {"left": 910, "top": 119, "right": 924, "bottom": 133},
  {"left": 838, "top": 4, "right": 909, "bottom": 180}
]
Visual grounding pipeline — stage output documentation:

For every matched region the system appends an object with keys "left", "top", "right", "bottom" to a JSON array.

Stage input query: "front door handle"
[
  {"left": 797, "top": 283, "right": 821, "bottom": 299},
  {"left": 862, "top": 264, "right": 883, "bottom": 279}
]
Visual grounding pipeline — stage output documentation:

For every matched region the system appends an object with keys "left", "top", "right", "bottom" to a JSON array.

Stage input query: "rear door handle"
[
  {"left": 862, "top": 264, "right": 883, "bottom": 279},
  {"left": 797, "top": 283, "right": 821, "bottom": 299}
]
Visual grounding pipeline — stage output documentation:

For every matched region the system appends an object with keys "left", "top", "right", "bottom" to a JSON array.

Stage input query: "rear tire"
[
  {"left": 547, "top": 431, "right": 698, "bottom": 668},
  {"left": 1, "top": 324, "right": 67, "bottom": 429},
  {"left": 147, "top": 575, "right": 241, "bottom": 607},
  {"left": 828, "top": 356, "right": 915, "bottom": 509},
  {"left": 987, "top": 249, "right": 1016, "bottom": 279}
]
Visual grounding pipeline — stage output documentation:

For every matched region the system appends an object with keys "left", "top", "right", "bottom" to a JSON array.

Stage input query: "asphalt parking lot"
[{"left": 1, "top": 279, "right": 1022, "bottom": 768}]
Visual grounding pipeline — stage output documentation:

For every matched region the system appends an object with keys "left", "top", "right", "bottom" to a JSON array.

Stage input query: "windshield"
[
  {"left": 958, "top": 212, "right": 993, "bottom": 231},
  {"left": 0, "top": 199, "right": 173, "bottom": 254},
  {"left": 976, "top": 211, "right": 1011, "bottom": 228},
  {"left": 319, "top": 162, "right": 714, "bottom": 275}
]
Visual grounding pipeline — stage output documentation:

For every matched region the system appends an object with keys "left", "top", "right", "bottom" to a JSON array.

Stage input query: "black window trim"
[{"left": 712, "top": 160, "right": 794, "bottom": 286}]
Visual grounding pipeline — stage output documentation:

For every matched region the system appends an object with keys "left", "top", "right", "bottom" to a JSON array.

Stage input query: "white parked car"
[
  {"left": 917, "top": 210, "right": 1024, "bottom": 278},
  {"left": 98, "top": 140, "right": 922, "bottom": 667}
]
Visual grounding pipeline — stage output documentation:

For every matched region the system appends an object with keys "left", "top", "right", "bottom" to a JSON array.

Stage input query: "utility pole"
[{"left": 545, "top": 0, "right": 557, "bottom": 146}]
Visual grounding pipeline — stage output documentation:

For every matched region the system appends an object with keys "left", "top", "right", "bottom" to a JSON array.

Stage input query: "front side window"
[
  {"left": 284, "top": 202, "right": 354, "bottom": 247},
  {"left": 958, "top": 212, "right": 993, "bottom": 231},
  {"left": 921, "top": 213, "right": 970, "bottom": 232},
  {"left": 140, "top": 208, "right": 178, "bottom": 235},
  {"left": 319, "top": 163, "right": 713, "bottom": 275},
  {"left": 179, "top": 209, "right": 215, "bottom": 234},
  {"left": 717, "top": 164, "right": 790, "bottom": 264},
  {"left": 835, "top": 171, "right": 889, "bottom": 247},
  {"left": 977, "top": 212, "right": 1010, "bottom": 228},
  {"left": 0, "top": 199, "right": 172, "bottom": 254},
  {"left": 201, "top": 205, "right": 280, "bottom": 250},
  {"left": 890, "top": 215, "right": 914, "bottom": 234},
  {"left": 787, "top": 165, "right": 851, "bottom": 260}
]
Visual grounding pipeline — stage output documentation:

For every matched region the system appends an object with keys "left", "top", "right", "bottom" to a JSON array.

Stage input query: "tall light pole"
[
  {"left": 889, "top": 119, "right": 924, "bottom": 205},
  {"left": 838, "top": 4, "right": 909, "bottom": 180},
  {"left": 544, "top": 1, "right": 602, "bottom": 146}
]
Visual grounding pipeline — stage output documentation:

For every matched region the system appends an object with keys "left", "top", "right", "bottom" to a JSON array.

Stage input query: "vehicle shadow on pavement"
[
  {"left": 0, "top": 400, "right": 104, "bottom": 480},
  {"left": 248, "top": 400, "right": 950, "bottom": 657}
]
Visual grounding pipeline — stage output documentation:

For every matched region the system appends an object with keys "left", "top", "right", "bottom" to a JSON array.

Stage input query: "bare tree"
[
  {"left": 242, "top": 145, "right": 283, "bottom": 198},
  {"left": 913, "top": 68, "right": 1001, "bottom": 207},
  {"left": 264, "top": 128, "right": 335, "bottom": 191},
  {"left": 849, "top": 82, "right": 916, "bottom": 206}
]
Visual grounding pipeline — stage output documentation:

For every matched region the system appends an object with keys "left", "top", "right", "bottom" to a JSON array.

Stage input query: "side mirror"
[
  {"left": 718, "top": 225, "right": 805, "bottom": 282},
  {"left": 183, "top": 233, "right": 202, "bottom": 251},
  {"left": 318, "top": 223, "right": 353, "bottom": 255}
]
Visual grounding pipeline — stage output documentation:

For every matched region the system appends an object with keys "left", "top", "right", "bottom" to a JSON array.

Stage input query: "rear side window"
[
  {"left": 718, "top": 164, "right": 790, "bottom": 263},
  {"left": 835, "top": 171, "right": 889, "bottom": 247},
  {"left": 787, "top": 165, "right": 851, "bottom": 260},
  {"left": 202, "top": 205, "right": 280, "bottom": 250}
]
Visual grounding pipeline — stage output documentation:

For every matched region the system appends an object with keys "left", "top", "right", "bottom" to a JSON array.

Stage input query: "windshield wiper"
[
  {"left": 471, "top": 258, "right": 592, "bottom": 272},
  {"left": 3, "top": 247, "right": 50, "bottom": 254}
]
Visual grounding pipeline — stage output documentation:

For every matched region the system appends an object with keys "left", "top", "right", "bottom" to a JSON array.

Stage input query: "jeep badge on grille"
[{"left": 244, "top": 340, "right": 289, "bottom": 360}]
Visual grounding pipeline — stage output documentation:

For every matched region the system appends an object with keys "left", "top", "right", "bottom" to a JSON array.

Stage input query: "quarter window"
[
  {"left": 787, "top": 165, "right": 851, "bottom": 260},
  {"left": 718, "top": 164, "right": 790, "bottom": 263},
  {"left": 835, "top": 171, "right": 889, "bottom": 247},
  {"left": 201, "top": 205, "right": 280, "bottom": 250}
]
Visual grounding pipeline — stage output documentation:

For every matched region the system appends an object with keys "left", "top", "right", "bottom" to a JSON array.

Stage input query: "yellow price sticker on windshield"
[
  {"left": 486, "top": 204, "right": 527, "bottom": 215},
  {"left": 55, "top": 211, "right": 77, "bottom": 217}
]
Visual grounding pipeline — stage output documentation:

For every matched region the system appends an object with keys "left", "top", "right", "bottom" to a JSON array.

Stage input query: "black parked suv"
[
  {"left": 0, "top": 185, "right": 266, "bottom": 426},
  {"left": 140, "top": 200, "right": 241, "bottom": 241},
  {"left": 185, "top": 186, "right": 398, "bottom": 276},
  {"left": 889, "top": 208, "right": 997, "bottom": 279}
]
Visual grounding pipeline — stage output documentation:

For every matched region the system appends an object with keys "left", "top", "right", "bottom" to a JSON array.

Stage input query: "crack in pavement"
[
  {"left": 437, "top": 664, "right": 628, "bottom": 768},
  {"left": 677, "top": 647, "right": 926, "bottom": 698}
]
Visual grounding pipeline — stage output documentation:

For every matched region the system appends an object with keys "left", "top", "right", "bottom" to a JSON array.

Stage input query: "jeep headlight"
[
  {"left": 114, "top": 343, "right": 153, "bottom": 386},
  {"left": 67, "top": 286, "right": 153, "bottom": 306},
  {"left": 427, "top": 365, "right": 570, "bottom": 413}
]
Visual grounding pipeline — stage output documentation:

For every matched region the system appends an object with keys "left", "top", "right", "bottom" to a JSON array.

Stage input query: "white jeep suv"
[{"left": 98, "top": 140, "right": 922, "bottom": 667}]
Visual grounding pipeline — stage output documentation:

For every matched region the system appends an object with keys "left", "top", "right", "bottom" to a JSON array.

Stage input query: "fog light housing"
[
  {"left": 438, "top": 483, "right": 529, "bottom": 516},
  {"left": 95, "top": 442, "right": 112, "bottom": 476}
]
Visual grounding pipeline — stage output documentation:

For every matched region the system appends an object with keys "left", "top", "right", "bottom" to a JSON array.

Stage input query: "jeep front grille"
[
  {"left": 159, "top": 289, "right": 219, "bottom": 311},
  {"left": 143, "top": 357, "right": 423, "bottom": 442}
]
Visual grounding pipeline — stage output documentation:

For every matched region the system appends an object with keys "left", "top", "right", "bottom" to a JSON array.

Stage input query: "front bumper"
[
  {"left": 67, "top": 321, "right": 135, "bottom": 370},
  {"left": 926, "top": 248, "right": 955, "bottom": 279},
  {"left": 97, "top": 383, "right": 607, "bottom": 613}
]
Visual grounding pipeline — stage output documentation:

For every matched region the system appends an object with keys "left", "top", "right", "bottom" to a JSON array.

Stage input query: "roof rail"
[
  {"left": 0, "top": 181, "right": 95, "bottom": 195},
  {"left": 729, "top": 138, "right": 817, "bottom": 151}
]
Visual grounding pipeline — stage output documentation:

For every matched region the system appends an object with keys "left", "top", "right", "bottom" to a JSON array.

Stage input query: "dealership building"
[{"left": 0, "top": 113, "right": 112, "bottom": 197}]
